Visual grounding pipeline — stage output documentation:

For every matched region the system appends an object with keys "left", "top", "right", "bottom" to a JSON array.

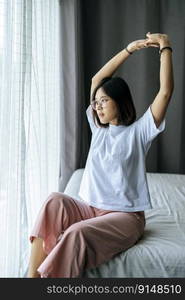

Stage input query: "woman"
[{"left": 27, "top": 32, "right": 174, "bottom": 278}]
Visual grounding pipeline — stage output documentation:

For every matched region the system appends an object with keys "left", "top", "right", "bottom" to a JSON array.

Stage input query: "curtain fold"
[
  {"left": 59, "top": 0, "right": 89, "bottom": 191},
  {"left": 0, "top": 0, "right": 60, "bottom": 277}
]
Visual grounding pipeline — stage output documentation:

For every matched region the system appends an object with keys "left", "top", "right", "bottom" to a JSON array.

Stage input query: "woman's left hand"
[{"left": 145, "top": 32, "right": 171, "bottom": 48}]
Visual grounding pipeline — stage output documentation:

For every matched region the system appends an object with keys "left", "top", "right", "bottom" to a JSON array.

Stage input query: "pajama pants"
[{"left": 30, "top": 192, "right": 145, "bottom": 278}]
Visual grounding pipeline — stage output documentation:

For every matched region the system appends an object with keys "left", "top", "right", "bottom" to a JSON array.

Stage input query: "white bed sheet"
[{"left": 64, "top": 171, "right": 185, "bottom": 278}]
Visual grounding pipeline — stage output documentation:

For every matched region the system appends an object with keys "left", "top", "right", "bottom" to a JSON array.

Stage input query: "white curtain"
[{"left": 0, "top": 0, "right": 61, "bottom": 277}]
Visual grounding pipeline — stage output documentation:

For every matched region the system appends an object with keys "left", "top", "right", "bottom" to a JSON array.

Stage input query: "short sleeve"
[
  {"left": 136, "top": 105, "right": 166, "bottom": 148},
  {"left": 86, "top": 105, "right": 98, "bottom": 133}
]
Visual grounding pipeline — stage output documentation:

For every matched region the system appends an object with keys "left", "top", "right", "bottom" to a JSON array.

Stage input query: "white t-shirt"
[{"left": 78, "top": 105, "right": 165, "bottom": 212}]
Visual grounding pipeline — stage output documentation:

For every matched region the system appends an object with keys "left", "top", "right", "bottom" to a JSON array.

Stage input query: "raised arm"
[
  {"left": 145, "top": 33, "right": 174, "bottom": 128},
  {"left": 90, "top": 39, "right": 151, "bottom": 100}
]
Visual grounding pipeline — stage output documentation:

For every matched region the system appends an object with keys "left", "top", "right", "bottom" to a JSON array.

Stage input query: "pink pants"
[{"left": 30, "top": 192, "right": 145, "bottom": 278}]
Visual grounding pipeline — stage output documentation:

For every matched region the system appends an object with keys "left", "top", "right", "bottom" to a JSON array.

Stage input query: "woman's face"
[{"left": 95, "top": 88, "right": 120, "bottom": 125}]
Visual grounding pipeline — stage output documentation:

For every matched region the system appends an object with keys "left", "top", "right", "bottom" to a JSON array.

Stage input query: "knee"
[{"left": 43, "top": 192, "right": 67, "bottom": 212}]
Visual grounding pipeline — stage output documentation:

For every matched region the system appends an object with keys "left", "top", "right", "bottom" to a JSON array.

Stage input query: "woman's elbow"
[{"left": 163, "top": 84, "right": 174, "bottom": 100}]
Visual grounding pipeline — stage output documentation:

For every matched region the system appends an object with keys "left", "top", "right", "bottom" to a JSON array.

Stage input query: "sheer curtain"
[{"left": 0, "top": 0, "right": 61, "bottom": 277}]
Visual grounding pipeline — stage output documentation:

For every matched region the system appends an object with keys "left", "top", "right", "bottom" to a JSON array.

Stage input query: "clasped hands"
[{"left": 127, "top": 32, "right": 171, "bottom": 53}]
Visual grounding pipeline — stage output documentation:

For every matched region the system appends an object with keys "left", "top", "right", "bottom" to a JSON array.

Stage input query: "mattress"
[{"left": 64, "top": 170, "right": 185, "bottom": 278}]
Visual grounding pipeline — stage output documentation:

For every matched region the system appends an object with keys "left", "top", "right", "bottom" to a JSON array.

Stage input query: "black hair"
[{"left": 91, "top": 77, "right": 136, "bottom": 128}]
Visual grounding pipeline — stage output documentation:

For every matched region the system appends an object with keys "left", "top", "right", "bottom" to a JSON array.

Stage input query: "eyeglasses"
[{"left": 91, "top": 98, "right": 110, "bottom": 110}]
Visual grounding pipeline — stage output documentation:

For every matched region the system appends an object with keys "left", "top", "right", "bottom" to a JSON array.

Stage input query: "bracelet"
[
  {"left": 159, "top": 46, "right": 173, "bottom": 54},
  {"left": 125, "top": 47, "right": 133, "bottom": 55}
]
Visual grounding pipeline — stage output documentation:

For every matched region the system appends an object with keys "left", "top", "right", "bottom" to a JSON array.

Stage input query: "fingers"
[
  {"left": 148, "top": 44, "right": 159, "bottom": 48},
  {"left": 145, "top": 32, "right": 161, "bottom": 47},
  {"left": 131, "top": 36, "right": 159, "bottom": 52},
  {"left": 146, "top": 32, "right": 151, "bottom": 38},
  {"left": 139, "top": 39, "right": 155, "bottom": 49},
  {"left": 145, "top": 41, "right": 159, "bottom": 48}
]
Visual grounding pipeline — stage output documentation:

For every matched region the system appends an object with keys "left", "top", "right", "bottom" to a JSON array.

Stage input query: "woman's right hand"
[{"left": 127, "top": 38, "right": 158, "bottom": 53}]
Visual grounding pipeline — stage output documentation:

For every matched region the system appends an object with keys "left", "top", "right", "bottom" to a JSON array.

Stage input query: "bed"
[{"left": 64, "top": 169, "right": 185, "bottom": 277}]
